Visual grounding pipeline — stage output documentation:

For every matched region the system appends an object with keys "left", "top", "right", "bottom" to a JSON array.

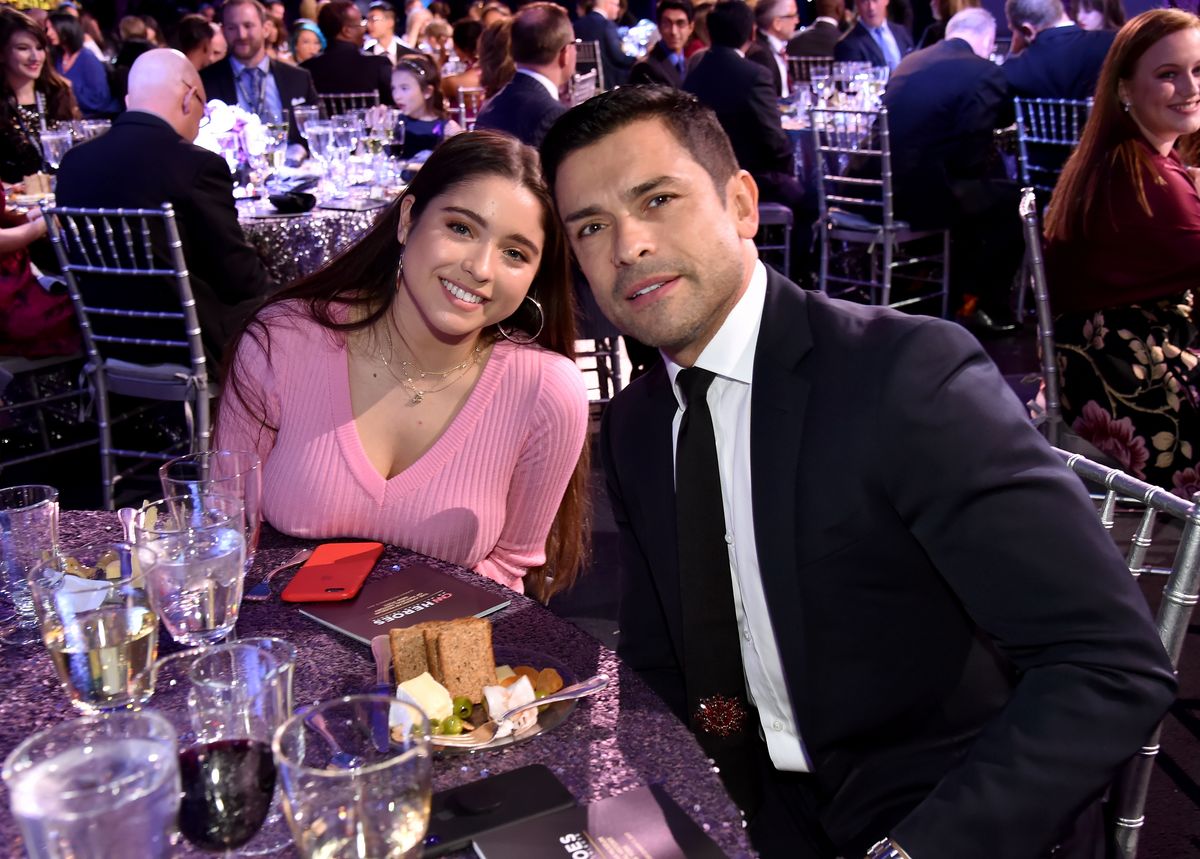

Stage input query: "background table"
[
  {"left": 238, "top": 203, "right": 387, "bottom": 285},
  {"left": 0, "top": 512, "right": 757, "bottom": 859}
]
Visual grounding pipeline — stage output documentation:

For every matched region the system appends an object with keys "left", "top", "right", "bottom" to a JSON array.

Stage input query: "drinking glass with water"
[{"left": 0, "top": 485, "right": 59, "bottom": 647}]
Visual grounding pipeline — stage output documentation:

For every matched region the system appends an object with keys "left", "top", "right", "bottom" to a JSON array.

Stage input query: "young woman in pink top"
[{"left": 217, "top": 131, "right": 590, "bottom": 600}]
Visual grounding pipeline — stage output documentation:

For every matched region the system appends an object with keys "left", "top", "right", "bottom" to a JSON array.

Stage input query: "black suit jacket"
[
  {"left": 1003, "top": 24, "right": 1115, "bottom": 99},
  {"left": 882, "top": 38, "right": 1014, "bottom": 228},
  {"left": 630, "top": 42, "right": 684, "bottom": 87},
  {"left": 200, "top": 56, "right": 320, "bottom": 147},
  {"left": 788, "top": 20, "right": 840, "bottom": 57},
  {"left": 746, "top": 32, "right": 786, "bottom": 97},
  {"left": 833, "top": 19, "right": 914, "bottom": 66},
  {"left": 684, "top": 46, "right": 793, "bottom": 178},
  {"left": 603, "top": 267, "right": 1175, "bottom": 857},
  {"left": 573, "top": 11, "right": 636, "bottom": 88},
  {"left": 54, "top": 111, "right": 273, "bottom": 364},
  {"left": 473, "top": 72, "right": 566, "bottom": 149},
  {"left": 300, "top": 40, "right": 394, "bottom": 105}
]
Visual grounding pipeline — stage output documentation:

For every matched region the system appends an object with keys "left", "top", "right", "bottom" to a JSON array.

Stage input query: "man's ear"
[
  {"left": 1019, "top": 22, "right": 1037, "bottom": 43},
  {"left": 729, "top": 169, "right": 760, "bottom": 240}
]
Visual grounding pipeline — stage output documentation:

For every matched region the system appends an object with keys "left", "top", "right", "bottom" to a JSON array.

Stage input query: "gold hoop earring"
[{"left": 497, "top": 295, "right": 544, "bottom": 345}]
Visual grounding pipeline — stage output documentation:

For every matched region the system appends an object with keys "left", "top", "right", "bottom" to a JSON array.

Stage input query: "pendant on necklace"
[{"left": 410, "top": 391, "right": 424, "bottom": 405}]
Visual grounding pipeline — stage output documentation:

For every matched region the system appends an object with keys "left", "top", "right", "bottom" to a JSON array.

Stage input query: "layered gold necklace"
[{"left": 376, "top": 322, "right": 484, "bottom": 406}]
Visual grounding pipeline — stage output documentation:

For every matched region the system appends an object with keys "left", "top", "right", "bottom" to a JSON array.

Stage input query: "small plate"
[
  {"left": 428, "top": 647, "right": 577, "bottom": 755},
  {"left": 11, "top": 193, "right": 51, "bottom": 206}
]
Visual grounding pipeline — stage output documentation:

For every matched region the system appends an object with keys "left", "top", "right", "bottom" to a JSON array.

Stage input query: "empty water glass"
[
  {"left": 3, "top": 710, "right": 180, "bottom": 859},
  {"left": 293, "top": 105, "right": 322, "bottom": 139},
  {"left": 39, "top": 129, "right": 72, "bottom": 171},
  {"left": 0, "top": 485, "right": 59, "bottom": 646}
]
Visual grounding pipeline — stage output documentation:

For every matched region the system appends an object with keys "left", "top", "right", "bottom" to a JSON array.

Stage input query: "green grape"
[
  {"left": 452, "top": 696, "right": 473, "bottom": 720},
  {"left": 441, "top": 715, "right": 463, "bottom": 735}
]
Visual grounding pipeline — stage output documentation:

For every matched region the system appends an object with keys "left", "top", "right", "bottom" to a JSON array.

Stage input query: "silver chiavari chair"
[
  {"left": 455, "top": 86, "right": 486, "bottom": 129},
  {"left": 1019, "top": 186, "right": 1062, "bottom": 446},
  {"left": 1014, "top": 96, "right": 1093, "bottom": 202},
  {"left": 0, "top": 353, "right": 92, "bottom": 475},
  {"left": 568, "top": 69, "right": 598, "bottom": 107},
  {"left": 810, "top": 106, "right": 950, "bottom": 315},
  {"left": 319, "top": 91, "right": 381, "bottom": 118},
  {"left": 43, "top": 204, "right": 211, "bottom": 510},
  {"left": 787, "top": 56, "right": 832, "bottom": 85},
  {"left": 755, "top": 203, "right": 793, "bottom": 280},
  {"left": 573, "top": 40, "right": 604, "bottom": 91},
  {"left": 1056, "top": 447, "right": 1200, "bottom": 859}
]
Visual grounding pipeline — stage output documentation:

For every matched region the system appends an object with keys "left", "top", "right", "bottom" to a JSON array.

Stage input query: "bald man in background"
[{"left": 55, "top": 49, "right": 274, "bottom": 366}]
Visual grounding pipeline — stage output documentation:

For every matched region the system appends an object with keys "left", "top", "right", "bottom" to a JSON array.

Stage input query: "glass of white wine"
[
  {"left": 29, "top": 541, "right": 159, "bottom": 713},
  {"left": 273, "top": 694, "right": 432, "bottom": 859}
]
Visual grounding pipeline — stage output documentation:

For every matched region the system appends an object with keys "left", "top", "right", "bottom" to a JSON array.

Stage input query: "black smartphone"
[{"left": 423, "top": 765, "right": 577, "bottom": 857}]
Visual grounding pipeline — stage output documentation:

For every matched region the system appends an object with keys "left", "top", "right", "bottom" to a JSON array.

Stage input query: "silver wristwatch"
[{"left": 865, "top": 837, "right": 911, "bottom": 859}]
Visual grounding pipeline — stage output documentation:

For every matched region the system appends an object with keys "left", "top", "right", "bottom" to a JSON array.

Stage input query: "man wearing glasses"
[
  {"left": 748, "top": 0, "right": 800, "bottom": 97},
  {"left": 55, "top": 49, "right": 275, "bottom": 366}
]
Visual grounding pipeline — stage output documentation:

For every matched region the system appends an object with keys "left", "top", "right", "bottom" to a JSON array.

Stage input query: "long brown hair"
[
  {"left": 479, "top": 17, "right": 515, "bottom": 98},
  {"left": 220, "top": 131, "right": 589, "bottom": 601},
  {"left": 1045, "top": 8, "right": 1200, "bottom": 242},
  {"left": 0, "top": 8, "right": 77, "bottom": 121}
]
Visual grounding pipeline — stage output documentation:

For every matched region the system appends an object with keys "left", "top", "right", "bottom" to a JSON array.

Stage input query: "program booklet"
[
  {"left": 472, "top": 784, "right": 729, "bottom": 859},
  {"left": 298, "top": 563, "right": 510, "bottom": 645}
]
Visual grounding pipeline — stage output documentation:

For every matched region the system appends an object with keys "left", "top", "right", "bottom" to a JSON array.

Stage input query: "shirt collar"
[
  {"left": 230, "top": 53, "right": 271, "bottom": 76},
  {"left": 814, "top": 15, "right": 839, "bottom": 25},
  {"left": 665, "top": 259, "right": 768, "bottom": 408},
  {"left": 515, "top": 67, "right": 560, "bottom": 100},
  {"left": 764, "top": 32, "right": 786, "bottom": 53}
]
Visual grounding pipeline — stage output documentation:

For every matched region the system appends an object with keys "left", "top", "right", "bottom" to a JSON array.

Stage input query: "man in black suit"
[
  {"left": 630, "top": 0, "right": 693, "bottom": 87},
  {"left": 788, "top": 0, "right": 843, "bottom": 56},
  {"left": 541, "top": 85, "right": 1175, "bottom": 859},
  {"left": 474, "top": 3, "right": 574, "bottom": 147},
  {"left": 573, "top": 0, "right": 635, "bottom": 89},
  {"left": 300, "top": 0, "right": 394, "bottom": 104},
  {"left": 834, "top": 0, "right": 913, "bottom": 69},
  {"left": 883, "top": 7, "right": 1021, "bottom": 332},
  {"left": 1003, "top": 0, "right": 1114, "bottom": 98},
  {"left": 200, "top": 0, "right": 319, "bottom": 152},
  {"left": 747, "top": 0, "right": 799, "bottom": 97},
  {"left": 56, "top": 49, "right": 274, "bottom": 365}
]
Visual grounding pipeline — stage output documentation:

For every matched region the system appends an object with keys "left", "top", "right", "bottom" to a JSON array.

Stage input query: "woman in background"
[
  {"left": 917, "top": 0, "right": 980, "bottom": 48},
  {"left": 1075, "top": 0, "right": 1125, "bottom": 32},
  {"left": 1044, "top": 9, "right": 1200, "bottom": 491},
  {"left": 291, "top": 19, "right": 325, "bottom": 63},
  {"left": 216, "top": 131, "right": 589, "bottom": 600},
  {"left": 478, "top": 17, "right": 514, "bottom": 98},
  {"left": 49, "top": 13, "right": 117, "bottom": 117}
]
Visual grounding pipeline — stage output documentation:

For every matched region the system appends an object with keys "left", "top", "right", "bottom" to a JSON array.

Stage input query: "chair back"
[
  {"left": 1020, "top": 186, "right": 1062, "bottom": 445},
  {"left": 568, "top": 69, "right": 598, "bottom": 107},
  {"left": 809, "top": 106, "right": 894, "bottom": 232},
  {"left": 1056, "top": 447, "right": 1200, "bottom": 859},
  {"left": 1014, "top": 96, "right": 1092, "bottom": 200},
  {"left": 454, "top": 86, "right": 486, "bottom": 129},
  {"left": 319, "top": 91, "right": 381, "bottom": 118},
  {"left": 755, "top": 203, "right": 793, "bottom": 280},
  {"left": 573, "top": 40, "right": 605, "bottom": 91},
  {"left": 788, "top": 56, "right": 832, "bottom": 84}
]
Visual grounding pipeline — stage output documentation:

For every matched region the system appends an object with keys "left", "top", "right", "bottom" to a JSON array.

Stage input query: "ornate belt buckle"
[{"left": 692, "top": 694, "right": 749, "bottom": 737}]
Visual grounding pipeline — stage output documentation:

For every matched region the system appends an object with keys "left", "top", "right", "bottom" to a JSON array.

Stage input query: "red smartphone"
[{"left": 279, "top": 542, "right": 384, "bottom": 603}]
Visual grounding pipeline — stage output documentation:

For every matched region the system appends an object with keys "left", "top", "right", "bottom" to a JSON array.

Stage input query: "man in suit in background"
[
  {"left": 1003, "top": 0, "right": 1114, "bottom": 98},
  {"left": 541, "top": 84, "right": 1175, "bottom": 859},
  {"left": 201, "top": 0, "right": 319, "bottom": 153},
  {"left": 788, "top": 0, "right": 844, "bottom": 57},
  {"left": 884, "top": 7, "right": 1021, "bottom": 332},
  {"left": 748, "top": 0, "right": 799, "bottom": 97},
  {"left": 474, "top": 3, "right": 574, "bottom": 148},
  {"left": 574, "top": 0, "right": 635, "bottom": 88},
  {"left": 630, "top": 0, "right": 693, "bottom": 87},
  {"left": 57, "top": 49, "right": 274, "bottom": 365},
  {"left": 301, "top": 0, "right": 394, "bottom": 104},
  {"left": 834, "top": 0, "right": 913, "bottom": 69}
]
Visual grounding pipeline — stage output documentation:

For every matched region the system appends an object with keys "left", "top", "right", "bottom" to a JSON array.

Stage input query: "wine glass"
[
  {"left": 811, "top": 72, "right": 832, "bottom": 108},
  {"left": 160, "top": 450, "right": 263, "bottom": 576},
  {"left": 330, "top": 115, "right": 359, "bottom": 188},
  {"left": 304, "top": 120, "right": 335, "bottom": 194},
  {"left": 134, "top": 494, "right": 246, "bottom": 646},
  {"left": 28, "top": 540, "right": 158, "bottom": 713},
  {"left": 273, "top": 694, "right": 432, "bottom": 858},
  {"left": 3, "top": 711, "right": 180, "bottom": 859},
  {"left": 293, "top": 105, "right": 321, "bottom": 140},
  {"left": 144, "top": 643, "right": 289, "bottom": 856},
  {"left": 0, "top": 484, "right": 59, "bottom": 646}
]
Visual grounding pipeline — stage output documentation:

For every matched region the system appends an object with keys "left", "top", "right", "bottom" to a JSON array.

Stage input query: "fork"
[{"left": 243, "top": 548, "right": 313, "bottom": 601}]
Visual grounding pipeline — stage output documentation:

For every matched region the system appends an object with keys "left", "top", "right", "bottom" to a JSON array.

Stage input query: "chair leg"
[
  {"left": 818, "top": 226, "right": 830, "bottom": 293},
  {"left": 880, "top": 239, "right": 894, "bottom": 307},
  {"left": 92, "top": 370, "right": 116, "bottom": 511},
  {"left": 25, "top": 373, "right": 53, "bottom": 453}
]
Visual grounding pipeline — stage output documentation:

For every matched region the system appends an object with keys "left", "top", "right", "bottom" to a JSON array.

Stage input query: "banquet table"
[
  {"left": 238, "top": 202, "right": 388, "bottom": 286},
  {"left": 0, "top": 511, "right": 756, "bottom": 859}
]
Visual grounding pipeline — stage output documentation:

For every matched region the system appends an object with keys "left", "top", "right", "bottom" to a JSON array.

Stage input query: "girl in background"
[{"left": 391, "top": 54, "right": 461, "bottom": 158}]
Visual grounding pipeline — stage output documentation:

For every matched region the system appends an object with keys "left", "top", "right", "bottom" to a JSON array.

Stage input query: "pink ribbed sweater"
[{"left": 216, "top": 305, "right": 589, "bottom": 593}]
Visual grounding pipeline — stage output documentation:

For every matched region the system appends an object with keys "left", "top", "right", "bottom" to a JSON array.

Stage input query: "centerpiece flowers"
[{"left": 194, "top": 100, "right": 271, "bottom": 187}]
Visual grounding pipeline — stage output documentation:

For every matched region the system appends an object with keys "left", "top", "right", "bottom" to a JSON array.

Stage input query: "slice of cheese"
[
  {"left": 482, "top": 675, "right": 539, "bottom": 735},
  {"left": 397, "top": 671, "right": 453, "bottom": 723}
]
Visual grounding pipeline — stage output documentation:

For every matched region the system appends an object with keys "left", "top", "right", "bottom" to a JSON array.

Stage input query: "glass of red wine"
[{"left": 142, "top": 642, "right": 289, "bottom": 855}]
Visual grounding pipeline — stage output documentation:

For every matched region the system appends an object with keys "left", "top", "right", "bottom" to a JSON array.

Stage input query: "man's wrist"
[{"left": 865, "top": 837, "right": 912, "bottom": 859}]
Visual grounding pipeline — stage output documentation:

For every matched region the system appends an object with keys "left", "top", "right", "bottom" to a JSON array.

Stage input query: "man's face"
[
  {"left": 223, "top": 4, "right": 266, "bottom": 64},
  {"left": 857, "top": 0, "right": 888, "bottom": 28},
  {"left": 658, "top": 9, "right": 692, "bottom": 54},
  {"left": 554, "top": 119, "right": 758, "bottom": 366},
  {"left": 209, "top": 26, "right": 228, "bottom": 62},
  {"left": 341, "top": 9, "right": 367, "bottom": 44},
  {"left": 601, "top": 0, "right": 621, "bottom": 20},
  {"left": 771, "top": 1, "right": 800, "bottom": 38},
  {"left": 367, "top": 9, "right": 394, "bottom": 39}
]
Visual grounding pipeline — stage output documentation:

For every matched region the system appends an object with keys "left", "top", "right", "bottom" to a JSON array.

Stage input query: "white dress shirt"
[
  {"left": 664, "top": 260, "right": 811, "bottom": 772},
  {"left": 364, "top": 37, "right": 403, "bottom": 65},
  {"left": 229, "top": 54, "right": 283, "bottom": 124},
  {"left": 514, "top": 67, "right": 561, "bottom": 100},
  {"left": 765, "top": 31, "right": 789, "bottom": 97}
]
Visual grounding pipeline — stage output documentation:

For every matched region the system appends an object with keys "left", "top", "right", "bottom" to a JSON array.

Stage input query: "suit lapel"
[
  {"left": 750, "top": 269, "right": 813, "bottom": 726},
  {"left": 859, "top": 22, "right": 886, "bottom": 65}
]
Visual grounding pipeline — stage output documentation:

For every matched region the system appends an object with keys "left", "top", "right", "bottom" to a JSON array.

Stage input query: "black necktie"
[{"left": 675, "top": 368, "right": 759, "bottom": 813}]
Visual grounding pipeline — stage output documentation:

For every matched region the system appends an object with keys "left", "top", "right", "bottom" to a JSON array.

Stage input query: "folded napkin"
[{"left": 269, "top": 191, "right": 317, "bottom": 214}]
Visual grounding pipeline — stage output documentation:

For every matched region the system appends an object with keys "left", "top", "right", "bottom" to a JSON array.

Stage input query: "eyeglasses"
[{"left": 183, "top": 82, "right": 211, "bottom": 128}]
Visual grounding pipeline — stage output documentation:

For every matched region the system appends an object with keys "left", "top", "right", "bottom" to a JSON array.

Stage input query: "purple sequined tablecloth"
[
  {"left": 239, "top": 205, "right": 384, "bottom": 286},
  {"left": 0, "top": 512, "right": 756, "bottom": 859}
]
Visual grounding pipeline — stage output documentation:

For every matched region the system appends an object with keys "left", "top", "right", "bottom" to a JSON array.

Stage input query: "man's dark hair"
[
  {"left": 509, "top": 2, "right": 572, "bottom": 66},
  {"left": 656, "top": 0, "right": 695, "bottom": 23},
  {"left": 541, "top": 86, "right": 739, "bottom": 200},
  {"left": 318, "top": 0, "right": 358, "bottom": 41},
  {"left": 706, "top": 0, "right": 753, "bottom": 47},
  {"left": 452, "top": 17, "right": 483, "bottom": 54},
  {"left": 48, "top": 11, "right": 83, "bottom": 53},
  {"left": 368, "top": 1, "right": 396, "bottom": 18},
  {"left": 174, "top": 13, "right": 214, "bottom": 54}
]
